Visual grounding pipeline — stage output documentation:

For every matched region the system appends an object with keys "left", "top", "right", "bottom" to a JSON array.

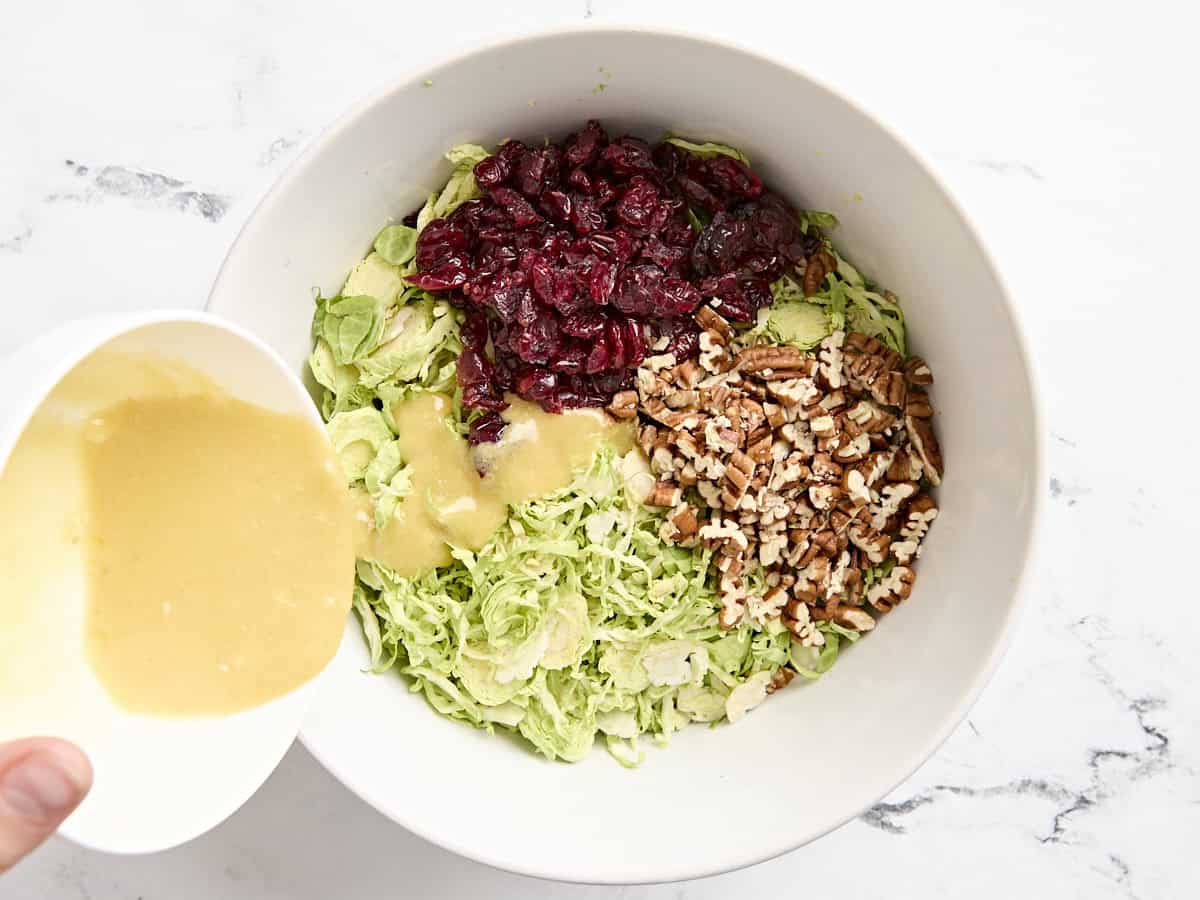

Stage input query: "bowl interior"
[
  {"left": 208, "top": 28, "right": 1039, "bottom": 883},
  {"left": 0, "top": 314, "right": 327, "bottom": 854}
]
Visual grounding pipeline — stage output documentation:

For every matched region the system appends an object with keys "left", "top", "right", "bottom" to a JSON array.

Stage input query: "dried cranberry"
[
  {"left": 584, "top": 338, "right": 612, "bottom": 374},
  {"left": 406, "top": 255, "right": 470, "bottom": 291},
  {"left": 549, "top": 340, "right": 589, "bottom": 374},
  {"left": 489, "top": 187, "right": 542, "bottom": 227},
  {"left": 656, "top": 276, "right": 703, "bottom": 316},
  {"left": 415, "top": 219, "right": 468, "bottom": 269},
  {"left": 600, "top": 137, "right": 658, "bottom": 177},
  {"left": 640, "top": 235, "right": 687, "bottom": 272},
  {"left": 612, "top": 263, "right": 663, "bottom": 316},
  {"left": 566, "top": 167, "right": 593, "bottom": 193},
  {"left": 496, "top": 140, "right": 527, "bottom": 170},
  {"left": 512, "top": 315, "right": 561, "bottom": 364},
  {"left": 540, "top": 190, "right": 572, "bottom": 223},
  {"left": 699, "top": 156, "right": 763, "bottom": 203},
  {"left": 586, "top": 230, "right": 639, "bottom": 265},
  {"left": 591, "top": 178, "right": 617, "bottom": 207},
  {"left": 560, "top": 310, "right": 607, "bottom": 339},
  {"left": 698, "top": 272, "right": 772, "bottom": 322},
  {"left": 473, "top": 155, "right": 510, "bottom": 189},
  {"left": 587, "top": 259, "right": 616, "bottom": 304},
  {"left": 468, "top": 412, "right": 506, "bottom": 445},
  {"left": 613, "top": 176, "right": 664, "bottom": 233},
  {"left": 563, "top": 119, "right": 607, "bottom": 167},
  {"left": 675, "top": 174, "right": 723, "bottom": 214},
  {"left": 620, "top": 317, "right": 646, "bottom": 368},
  {"left": 653, "top": 317, "right": 701, "bottom": 359},
  {"left": 515, "top": 147, "right": 561, "bottom": 198},
  {"left": 410, "top": 122, "right": 802, "bottom": 416},
  {"left": 482, "top": 283, "right": 530, "bottom": 323},
  {"left": 652, "top": 142, "right": 684, "bottom": 179},
  {"left": 567, "top": 194, "right": 604, "bottom": 235},
  {"left": 516, "top": 367, "right": 557, "bottom": 400}
]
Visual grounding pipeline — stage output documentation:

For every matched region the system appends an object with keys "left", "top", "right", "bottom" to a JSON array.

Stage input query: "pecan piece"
[
  {"left": 645, "top": 480, "right": 683, "bottom": 508},
  {"left": 606, "top": 390, "right": 638, "bottom": 420}
]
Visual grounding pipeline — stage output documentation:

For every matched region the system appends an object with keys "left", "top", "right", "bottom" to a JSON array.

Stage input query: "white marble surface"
[{"left": 3, "top": 0, "right": 1198, "bottom": 896}]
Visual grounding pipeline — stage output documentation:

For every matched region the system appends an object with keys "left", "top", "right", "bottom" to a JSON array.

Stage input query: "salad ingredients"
[
  {"left": 353, "top": 445, "right": 817, "bottom": 763},
  {"left": 350, "top": 392, "right": 631, "bottom": 576},
  {"left": 406, "top": 121, "right": 828, "bottom": 434},
  {"left": 631, "top": 299, "right": 942, "bottom": 636},
  {"left": 313, "top": 123, "right": 941, "bottom": 764}
]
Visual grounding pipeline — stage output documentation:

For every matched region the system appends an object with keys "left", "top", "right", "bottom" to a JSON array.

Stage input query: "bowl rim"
[{"left": 207, "top": 22, "right": 1045, "bottom": 885}]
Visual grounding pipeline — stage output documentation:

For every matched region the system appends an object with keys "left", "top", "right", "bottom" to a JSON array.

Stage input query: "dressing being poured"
[
  {"left": 0, "top": 351, "right": 356, "bottom": 720},
  {"left": 353, "top": 393, "right": 634, "bottom": 576}
]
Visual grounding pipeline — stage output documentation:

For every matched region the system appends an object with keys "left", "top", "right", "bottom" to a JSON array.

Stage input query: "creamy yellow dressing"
[
  {"left": 1, "top": 351, "right": 356, "bottom": 719},
  {"left": 356, "top": 393, "right": 633, "bottom": 575}
]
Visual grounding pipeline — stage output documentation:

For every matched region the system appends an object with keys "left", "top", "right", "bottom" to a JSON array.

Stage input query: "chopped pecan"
[
  {"left": 903, "top": 355, "right": 934, "bottom": 385},
  {"left": 848, "top": 522, "right": 891, "bottom": 565},
  {"left": 736, "top": 345, "right": 814, "bottom": 377},
  {"left": 869, "top": 370, "right": 907, "bottom": 408},
  {"left": 833, "top": 432, "right": 871, "bottom": 464},
  {"left": 698, "top": 331, "right": 732, "bottom": 373},
  {"left": 886, "top": 448, "right": 924, "bottom": 482},
  {"left": 695, "top": 304, "right": 734, "bottom": 342},
  {"left": 766, "top": 377, "right": 817, "bottom": 407},
  {"left": 762, "top": 401, "right": 787, "bottom": 429},
  {"left": 906, "top": 415, "right": 943, "bottom": 486},
  {"left": 606, "top": 390, "right": 638, "bottom": 419},
  {"left": 817, "top": 330, "right": 845, "bottom": 390},
  {"left": 670, "top": 502, "right": 699, "bottom": 539},
  {"left": 866, "top": 566, "right": 915, "bottom": 613},
  {"left": 810, "top": 414, "right": 839, "bottom": 439},
  {"left": 646, "top": 480, "right": 683, "bottom": 508},
  {"left": 803, "top": 248, "right": 837, "bottom": 296},
  {"left": 832, "top": 606, "right": 876, "bottom": 632},
  {"left": 766, "top": 665, "right": 796, "bottom": 694},
  {"left": 665, "top": 388, "right": 700, "bottom": 409},
  {"left": 810, "top": 453, "right": 843, "bottom": 484},
  {"left": 672, "top": 358, "right": 704, "bottom": 389},
  {"left": 905, "top": 388, "right": 934, "bottom": 419}
]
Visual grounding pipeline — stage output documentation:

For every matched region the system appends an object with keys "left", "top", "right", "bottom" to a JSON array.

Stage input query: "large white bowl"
[{"left": 208, "top": 26, "right": 1042, "bottom": 884}]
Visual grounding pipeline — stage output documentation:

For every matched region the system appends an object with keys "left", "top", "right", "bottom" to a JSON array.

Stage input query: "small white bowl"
[
  {"left": 208, "top": 26, "right": 1043, "bottom": 884},
  {"left": 0, "top": 311, "right": 328, "bottom": 854}
]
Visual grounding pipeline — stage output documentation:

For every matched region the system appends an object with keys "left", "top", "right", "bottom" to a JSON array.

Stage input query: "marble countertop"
[{"left": 4, "top": 0, "right": 1197, "bottom": 897}]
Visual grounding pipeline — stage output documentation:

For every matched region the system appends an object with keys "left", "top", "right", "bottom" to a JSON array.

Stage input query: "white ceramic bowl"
[
  {"left": 0, "top": 312, "right": 330, "bottom": 854},
  {"left": 208, "top": 27, "right": 1042, "bottom": 884}
]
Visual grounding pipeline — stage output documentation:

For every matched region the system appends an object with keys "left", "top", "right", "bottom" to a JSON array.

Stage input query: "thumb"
[{"left": 0, "top": 738, "right": 93, "bottom": 874}]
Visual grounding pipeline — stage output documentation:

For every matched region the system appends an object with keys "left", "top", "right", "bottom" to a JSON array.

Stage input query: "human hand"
[{"left": 0, "top": 739, "right": 92, "bottom": 873}]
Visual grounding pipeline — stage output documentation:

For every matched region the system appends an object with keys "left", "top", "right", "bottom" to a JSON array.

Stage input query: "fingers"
[{"left": 0, "top": 738, "right": 93, "bottom": 873}]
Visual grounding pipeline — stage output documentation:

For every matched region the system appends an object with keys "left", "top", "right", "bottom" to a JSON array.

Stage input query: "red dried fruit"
[
  {"left": 512, "top": 315, "right": 562, "bottom": 364},
  {"left": 560, "top": 310, "right": 607, "bottom": 339},
  {"left": 489, "top": 187, "right": 542, "bottom": 227},
  {"left": 563, "top": 119, "right": 607, "bottom": 168},
  {"left": 515, "top": 147, "right": 561, "bottom": 197},
  {"left": 600, "top": 137, "right": 658, "bottom": 177},
  {"left": 468, "top": 411, "right": 506, "bottom": 445},
  {"left": 407, "top": 122, "right": 808, "bottom": 413},
  {"left": 473, "top": 155, "right": 510, "bottom": 189}
]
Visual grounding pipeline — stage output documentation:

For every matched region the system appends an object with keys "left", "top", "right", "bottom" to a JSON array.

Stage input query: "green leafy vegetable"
[
  {"left": 664, "top": 136, "right": 750, "bottom": 165},
  {"left": 415, "top": 143, "right": 490, "bottom": 231},
  {"left": 351, "top": 448, "right": 798, "bottom": 763},
  {"left": 343, "top": 252, "right": 405, "bottom": 305},
  {"left": 326, "top": 407, "right": 394, "bottom": 482},
  {"left": 374, "top": 224, "right": 418, "bottom": 266},
  {"left": 319, "top": 295, "right": 388, "bottom": 366}
]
